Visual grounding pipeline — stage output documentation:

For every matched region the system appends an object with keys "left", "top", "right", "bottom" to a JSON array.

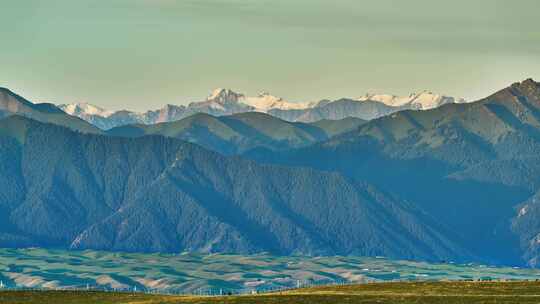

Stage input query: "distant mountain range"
[
  {"left": 58, "top": 88, "right": 466, "bottom": 129},
  {"left": 0, "top": 87, "right": 366, "bottom": 154},
  {"left": 3, "top": 79, "right": 540, "bottom": 268}
]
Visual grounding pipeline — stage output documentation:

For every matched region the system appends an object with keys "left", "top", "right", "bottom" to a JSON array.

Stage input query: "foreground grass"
[
  {"left": 3, "top": 281, "right": 540, "bottom": 304},
  {"left": 0, "top": 290, "right": 184, "bottom": 304}
]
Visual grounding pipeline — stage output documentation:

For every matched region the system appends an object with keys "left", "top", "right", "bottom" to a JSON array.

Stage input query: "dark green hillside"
[
  {"left": 107, "top": 112, "right": 365, "bottom": 155},
  {"left": 0, "top": 115, "right": 461, "bottom": 260},
  {"left": 259, "top": 79, "right": 540, "bottom": 266},
  {"left": 0, "top": 88, "right": 101, "bottom": 134},
  {"left": 309, "top": 117, "right": 367, "bottom": 137}
]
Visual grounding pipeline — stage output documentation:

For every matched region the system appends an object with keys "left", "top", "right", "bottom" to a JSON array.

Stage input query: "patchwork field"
[
  {"left": 4, "top": 282, "right": 540, "bottom": 303},
  {"left": 1, "top": 248, "right": 540, "bottom": 295}
]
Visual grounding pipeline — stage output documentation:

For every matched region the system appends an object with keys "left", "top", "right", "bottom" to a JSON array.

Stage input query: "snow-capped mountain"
[
  {"left": 198, "top": 88, "right": 314, "bottom": 112},
  {"left": 187, "top": 88, "right": 253, "bottom": 114},
  {"left": 207, "top": 88, "right": 245, "bottom": 106},
  {"left": 268, "top": 91, "right": 467, "bottom": 122},
  {"left": 357, "top": 91, "right": 467, "bottom": 110},
  {"left": 57, "top": 88, "right": 467, "bottom": 129},
  {"left": 243, "top": 92, "right": 314, "bottom": 111},
  {"left": 59, "top": 102, "right": 114, "bottom": 117}
]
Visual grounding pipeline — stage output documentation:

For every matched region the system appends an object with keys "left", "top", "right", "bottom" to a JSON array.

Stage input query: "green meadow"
[{"left": 1, "top": 248, "right": 539, "bottom": 294}]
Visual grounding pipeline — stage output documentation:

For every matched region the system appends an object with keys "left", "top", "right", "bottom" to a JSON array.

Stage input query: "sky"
[{"left": 1, "top": 0, "right": 539, "bottom": 111}]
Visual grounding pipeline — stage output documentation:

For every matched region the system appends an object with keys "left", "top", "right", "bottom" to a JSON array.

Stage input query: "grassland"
[
  {"left": 2, "top": 248, "right": 540, "bottom": 294},
  {"left": 3, "top": 281, "right": 540, "bottom": 303}
]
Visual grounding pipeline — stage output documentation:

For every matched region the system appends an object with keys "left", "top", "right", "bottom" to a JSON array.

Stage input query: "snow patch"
[
  {"left": 357, "top": 91, "right": 467, "bottom": 110},
  {"left": 518, "top": 205, "right": 529, "bottom": 217},
  {"left": 59, "top": 102, "right": 114, "bottom": 117},
  {"left": 242, "top": 92, "right": 313, "bottom": 111}
]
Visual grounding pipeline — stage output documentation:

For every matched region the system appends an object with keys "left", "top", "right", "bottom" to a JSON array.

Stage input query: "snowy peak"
[
  {"left": 200, "top": 88, "right": 248, "bottom": 111},
  {"left": 408, "top": 91, "right": 467, "bottom": 109},
  {"left": 205, "top": 88, "right": 311, "bottom": 112},
  {"left": 357, "top": 91, "right": 466, "bottom": 110},
  {"left": 207, "top": 88, "right": 245, "bottom": 104},
  {"left": 59, "top": 102, "right": 114, "bottom": 117},
  {"left": 243, "top": 92, "right": 312, "bottom": 112}
]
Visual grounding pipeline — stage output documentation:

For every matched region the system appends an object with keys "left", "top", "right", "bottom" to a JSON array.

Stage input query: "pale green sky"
[{"left": 1, "top": 0, "right": 539, "bottom": 111}]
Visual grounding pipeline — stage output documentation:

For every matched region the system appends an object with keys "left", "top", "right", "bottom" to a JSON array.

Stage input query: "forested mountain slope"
[
  {"left": 106, "top": 112, "right": 365, "bottom": 155},
  {"left": 0, "top": 88, "right": 101, "bottom": 134},
  {"left": 254, "top": 79, "right": 540, "bottom": 266},
  {"left": 0, "top": 115, "right": 467, "bottom": 261}
]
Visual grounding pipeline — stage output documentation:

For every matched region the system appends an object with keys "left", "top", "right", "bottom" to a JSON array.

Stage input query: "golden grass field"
[{"left": 3, "top": 281, "right": 540, "bottom": 304}]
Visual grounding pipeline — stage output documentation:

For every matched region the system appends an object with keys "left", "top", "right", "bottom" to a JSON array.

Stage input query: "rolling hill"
[{"left": 106, "top": 112, "right": 366, "bottom": 155}]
